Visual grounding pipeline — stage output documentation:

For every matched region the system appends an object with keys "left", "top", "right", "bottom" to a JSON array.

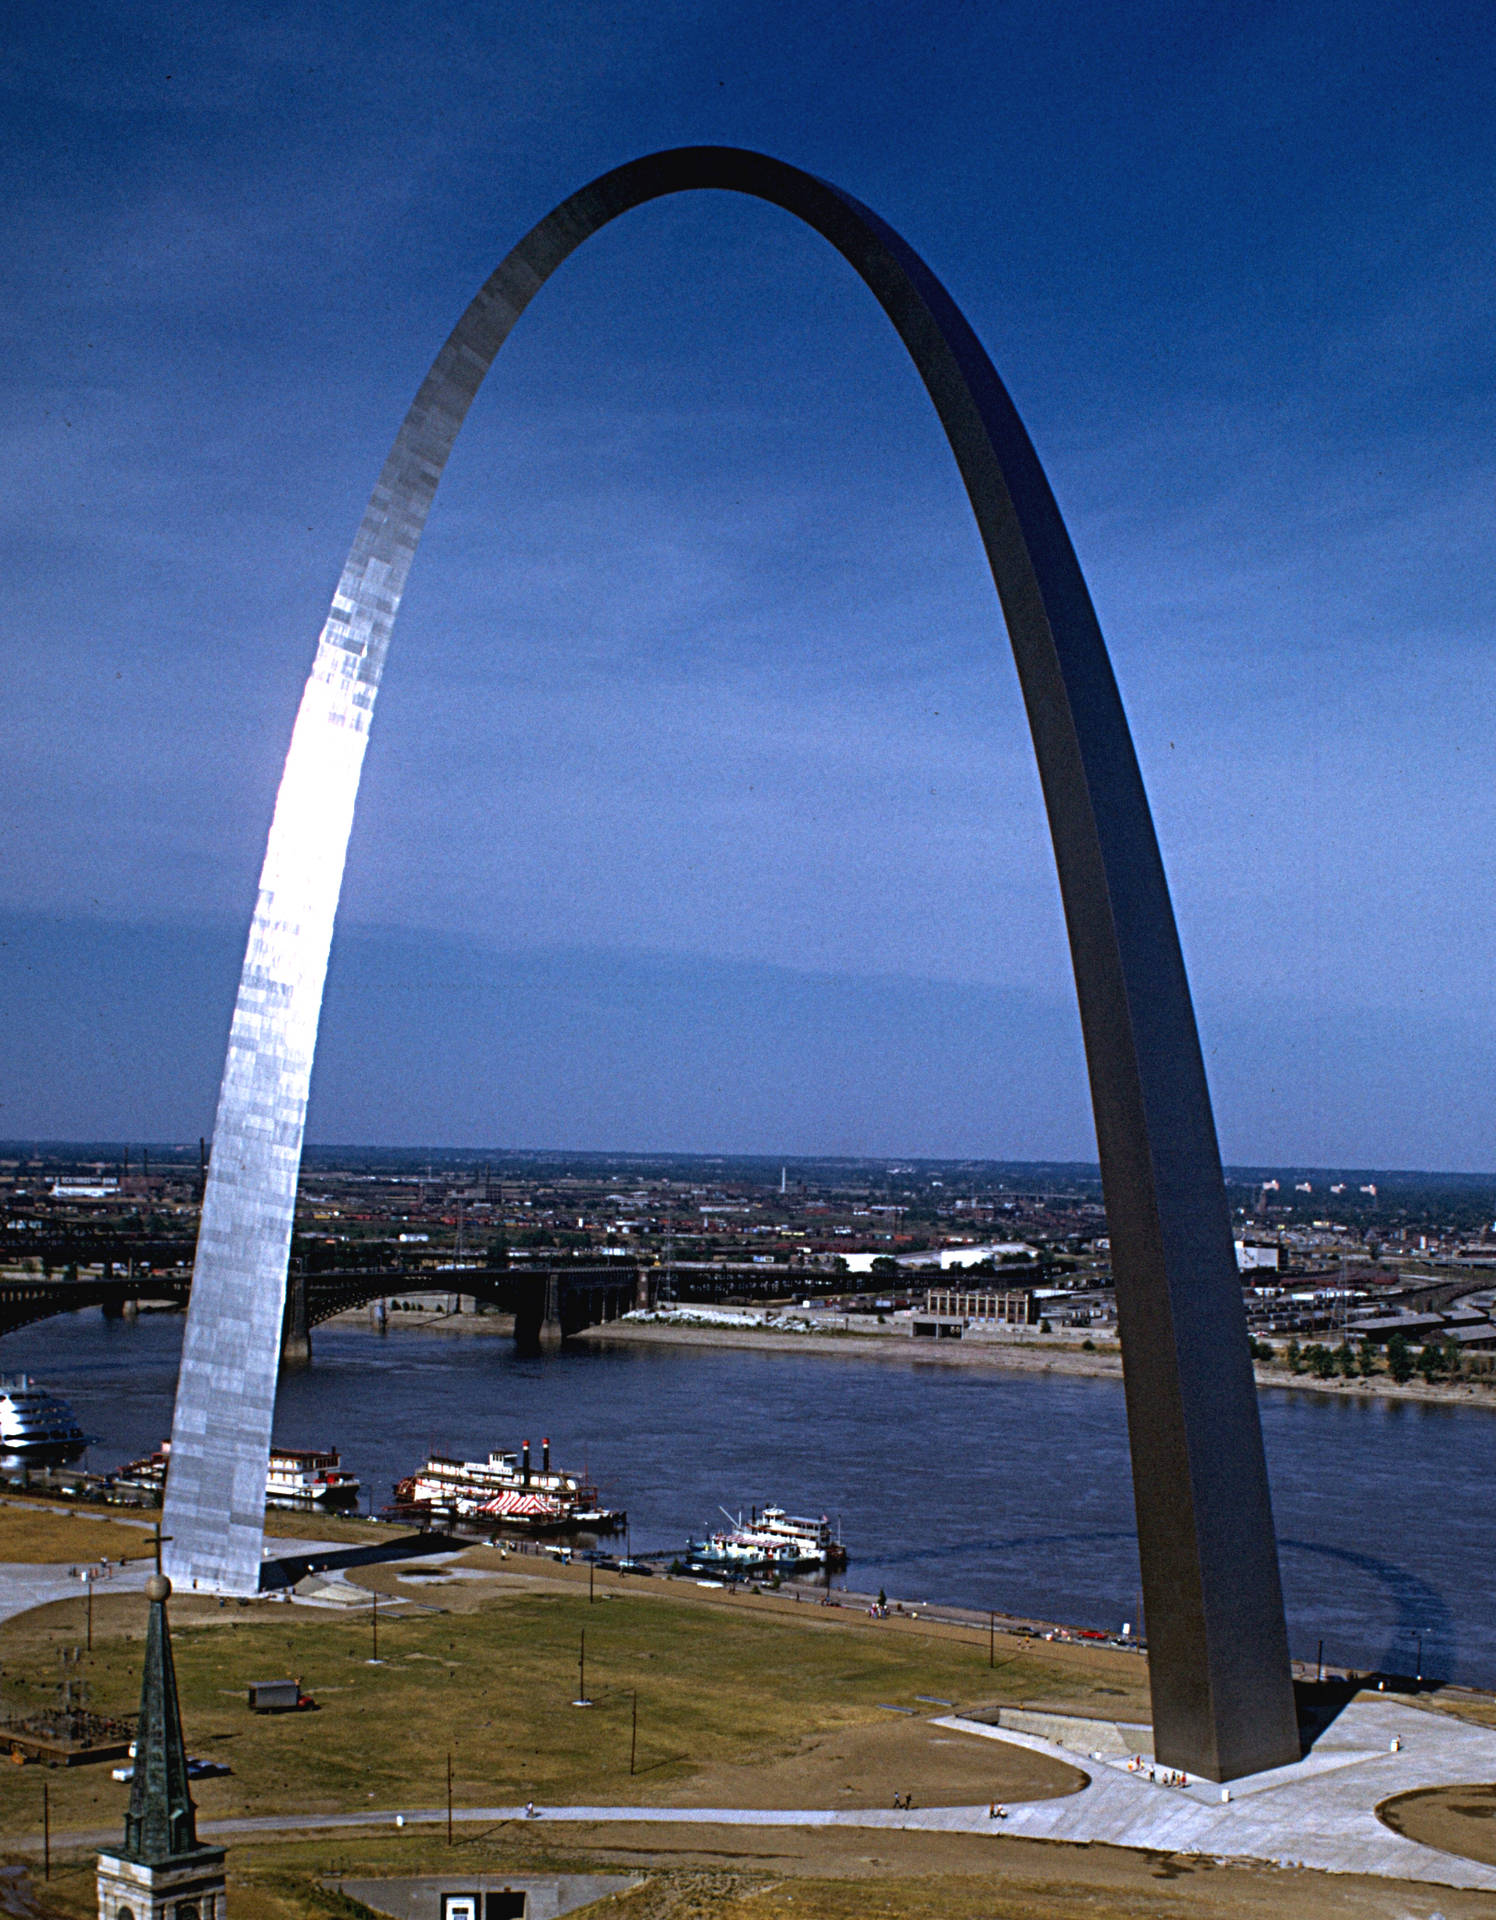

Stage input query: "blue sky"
[{"left": 3, "top": 0, "right": 1495, "bottom": 1166}]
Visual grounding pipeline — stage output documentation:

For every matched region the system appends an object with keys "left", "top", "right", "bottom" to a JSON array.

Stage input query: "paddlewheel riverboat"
[{"left": 391, "top": 1438, "right": 624, "bottom": 1534}]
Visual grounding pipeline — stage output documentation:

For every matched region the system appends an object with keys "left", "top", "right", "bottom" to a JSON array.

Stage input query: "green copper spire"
[{"left": 121, "top": 1574, "right": 206, "bottom": 1867}]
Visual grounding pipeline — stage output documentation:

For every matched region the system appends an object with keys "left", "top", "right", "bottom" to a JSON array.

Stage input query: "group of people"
[
  {"left": 891, "top": 1790, "right": 916, "bottom": 1809},
  {"left": 1124, "top": 1755, "right": 1190, "bottom": 1788}
]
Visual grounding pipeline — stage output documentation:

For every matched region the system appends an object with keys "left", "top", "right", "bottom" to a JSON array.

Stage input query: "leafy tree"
[
  {"left": 1386, "top": 1333, "right": 1414, "bottom": 1383},
  {"left": 1286, "top": 1339, "right": 1304, "bottom": 1374},
  {"left": 1357, "top": 1342, "right": 1379, "bottom": 1377},
  {"left": 1308, "top": 1344, "right": 1336, "bottom": 1380},
  {"left": 1249, "top": 1339, "right": 1275, "bottom": 1363},
  {"left": 1417, "top": 1342, "right": 1445, "bottom": 1383},
  {"left": 1335, "top": 1342, "right": 1357, "bottom": 1378}
]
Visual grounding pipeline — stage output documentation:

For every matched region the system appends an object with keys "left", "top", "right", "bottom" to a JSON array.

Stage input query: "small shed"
[{"left": 247, "top": 1679, "right": 311, "bottom": 1713}]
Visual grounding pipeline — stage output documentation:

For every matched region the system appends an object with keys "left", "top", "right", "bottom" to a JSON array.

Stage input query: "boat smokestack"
[
  {"left": 541, "top": 1437, "right": 550, "bottom": 1473},
  {"left": 522, "top": 1440, "right": 531, "bottom": 1486}
]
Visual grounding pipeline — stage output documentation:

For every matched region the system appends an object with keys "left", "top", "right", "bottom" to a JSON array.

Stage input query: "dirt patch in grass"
[
  {"left": 1378, "top": 1778, "right": 1496, "bottom": 1865},
  {"left": 668, "top": 1716, "right": 1083, "bottom": 1809}
]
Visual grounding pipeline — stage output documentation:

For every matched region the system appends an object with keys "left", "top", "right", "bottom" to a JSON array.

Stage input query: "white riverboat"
[
  {"left": 0, "top": 1377, "right": 90, "bottom": 1469},
  {"left": 686, "top": 1504, "right": 847, "bottom": 1575},
  {"left": 114, "top": 1440, "right": 361, "bottom": 1511}
]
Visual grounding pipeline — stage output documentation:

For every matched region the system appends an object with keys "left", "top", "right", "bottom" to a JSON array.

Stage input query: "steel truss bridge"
[{"left": 0, "top": 1246, "right": 650, "bottom": 1358}]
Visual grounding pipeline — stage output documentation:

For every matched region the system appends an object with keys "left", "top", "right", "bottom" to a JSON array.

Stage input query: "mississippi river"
[{"left": 1, "top": 1313, "right": 1487, "bottom": 1686}]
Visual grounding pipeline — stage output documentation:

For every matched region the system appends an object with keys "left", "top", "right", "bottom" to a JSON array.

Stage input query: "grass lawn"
[
  {"left": 0, "top": 1503, "right": 155, "bottom": 1565},
  {"left": 0, "top": 1565, "right": 1132, "bottom": 1849},
  {"left": 0, "top": 1494, "right": 391, "bottom": 1556},
  {"left": 8, "top": 1514, "right": 1483, "bottom": 1920}
]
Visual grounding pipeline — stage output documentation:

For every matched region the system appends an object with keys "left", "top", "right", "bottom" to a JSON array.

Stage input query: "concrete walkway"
[
  {"left": 0, "top": 1557, "right": 152, "bottom": 1626},
  {"left": 930, "top": 1694, "right": 1496, "bottom": 1890}
]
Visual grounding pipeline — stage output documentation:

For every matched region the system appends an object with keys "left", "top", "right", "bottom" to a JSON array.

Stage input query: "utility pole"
[
  {"left": 370, "top": 1585, "right": 380, "bottom": 1663},
  {"left": 629, "top": 1690, "right": 638, "bottom": 1775},
  {"left": 85, "top": 1569, "right": 93, "bottom": 1653},
  {"left": 989, "top": 1611, "right": 995, "bottom": 1668},
  {"left": 446, "top": 1751, "right": 453, "bottom": 1845},
  {"left": 42, "top": 1778, "right": 49, "bottom": 1881},
  {"left": 589, "top": 1561, "right": 595, "bottom": 1605},
  {"left": 573, "top": 1629, "right": 590, "bottom": 1706}
]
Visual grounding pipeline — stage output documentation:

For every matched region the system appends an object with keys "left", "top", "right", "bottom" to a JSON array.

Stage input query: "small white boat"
[{"left": 686, "top": 1503, "right": 847, "bottom": 1574}]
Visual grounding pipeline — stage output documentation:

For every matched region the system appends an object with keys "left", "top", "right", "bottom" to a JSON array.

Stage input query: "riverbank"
[
  {"left": 297, "top": 1303, "right": 1496, "bottom": 1408},
  {"left": 570, "top": 1315, "right": 1496, "bottom": 1409}
]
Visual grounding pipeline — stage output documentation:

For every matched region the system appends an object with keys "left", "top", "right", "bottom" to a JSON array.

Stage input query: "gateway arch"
[{"left": 163, "top": 147, "right": 1300, "bottom": 1781}]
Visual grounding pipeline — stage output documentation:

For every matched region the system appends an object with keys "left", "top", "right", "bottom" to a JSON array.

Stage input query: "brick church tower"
[{"left": 96, "top": 1574, "right": 226, "bottom": 1920}]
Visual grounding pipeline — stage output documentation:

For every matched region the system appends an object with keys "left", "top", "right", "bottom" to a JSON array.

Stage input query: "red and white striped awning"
[{"left": 477, "top": 1490, "right": 565, "bottom": 1518}]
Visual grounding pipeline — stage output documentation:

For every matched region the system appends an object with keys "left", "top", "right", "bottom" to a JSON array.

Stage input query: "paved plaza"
[{"left": 928, "top": 1695, "right": 1496, "bottom": 1888}]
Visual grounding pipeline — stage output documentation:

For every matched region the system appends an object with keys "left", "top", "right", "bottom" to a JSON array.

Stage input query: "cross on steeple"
[
  {"left": 121, "top": 1573, "right": 201, "bottom": 1866},
  {"left": 96, "top": 1573, "right": 225, "bottom": 1920}
]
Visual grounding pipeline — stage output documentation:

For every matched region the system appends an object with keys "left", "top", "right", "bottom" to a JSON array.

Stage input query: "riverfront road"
[{"left": 13, "top": 1697, "right": 1496, "bottom": 1894}]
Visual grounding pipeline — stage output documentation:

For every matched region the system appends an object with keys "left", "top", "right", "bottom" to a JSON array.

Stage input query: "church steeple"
[
  {"left": 97, "top": 1574, "right": 225, "bottom": 1920},
  {"left": 122, "top": 1573, "right": 203, "bottom": 1866}
]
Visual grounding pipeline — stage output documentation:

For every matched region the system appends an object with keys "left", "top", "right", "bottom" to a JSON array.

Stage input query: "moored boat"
[
  {"left": 113, "top": 1440, "right": 361, "bottom": 1511},
  {"left": 685, "top": 1503, "right": 847, "bottom": 1575},
  {"left": 391, "top": 1438, "right": 624, "bottom": 1534},
  {"left": 0, "top": 1378, "right": 90, "bottom": 1469}
]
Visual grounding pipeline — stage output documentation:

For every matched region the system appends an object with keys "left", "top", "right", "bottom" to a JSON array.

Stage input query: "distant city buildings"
[{"left": 4, "top": 1145, "right": 1496, "bottom": 1365}]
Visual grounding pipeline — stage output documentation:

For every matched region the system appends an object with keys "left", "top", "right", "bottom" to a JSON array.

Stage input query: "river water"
[{"left": 0, "top": 1313, "right": 1487, "bottom": 1686}]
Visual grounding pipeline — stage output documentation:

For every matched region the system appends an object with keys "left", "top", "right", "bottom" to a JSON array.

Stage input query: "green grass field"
[
  {"left": 9, "top": 1518, "right": 1462, "bottom": 1920},
  {"left": 0, "top": 1571, "right": 1141, "bottom": 1848}
]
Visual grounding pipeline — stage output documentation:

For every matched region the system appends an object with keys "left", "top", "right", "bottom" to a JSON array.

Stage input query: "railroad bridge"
[{"left": 0, "top": 1254, "right": 651, "bottom": 1359}]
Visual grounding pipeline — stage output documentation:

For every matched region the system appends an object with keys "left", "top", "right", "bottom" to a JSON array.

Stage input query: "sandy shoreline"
[
  {"left": 572, "top": 1319, "right": 1496, "bottom": 1407},
  {"left": 325, "top": 1305, "right": 1496, "bottom": 1410}
]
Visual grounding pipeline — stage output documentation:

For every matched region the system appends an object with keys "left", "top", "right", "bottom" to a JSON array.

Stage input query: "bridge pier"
[
  {"left": 512, "top": 1272, "right": 564, "bottom": 1354},
  {"left": 538, "top": 1273, "right": 563, "bottom": 1351},
  {"left": 280, "top": 1270, "right": 311, "bottom": 1369}
]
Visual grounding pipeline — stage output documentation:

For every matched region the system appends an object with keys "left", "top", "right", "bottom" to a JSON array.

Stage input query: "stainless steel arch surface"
[{"left": 163, "top": 147, "right": 1299, "bottom": 1781}]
